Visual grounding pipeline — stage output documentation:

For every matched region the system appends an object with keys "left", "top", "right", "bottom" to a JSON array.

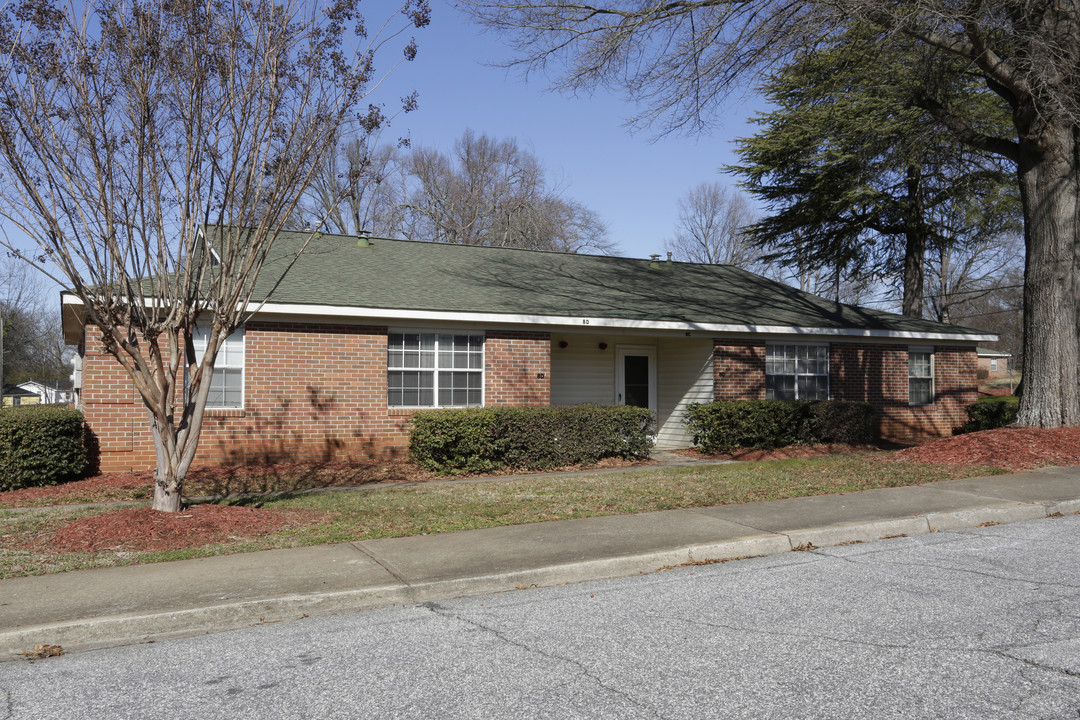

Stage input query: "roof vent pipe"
[
  {"left": 357, "top": 229, "right": 372, "bottom": 247},
  {"left": 666, "top": 251, "right": 673, "bottom": 265},
  {"left": 649, "top": 253, "right": 661, "bottom": 269}
]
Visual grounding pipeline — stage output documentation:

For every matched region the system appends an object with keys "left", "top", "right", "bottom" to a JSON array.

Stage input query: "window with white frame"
[
  {"left": 765, "top": 344, "right": 829, "bottom": 401},
  {"left": 909, "top": 349, "right": 934, "bottom": 405},
  {"left": 990, "top": 358, "right": 998, "bottom": 372},
  {"left": 190, "top": 324, "right": 245, "bottom": 409},
  {"left": 388, "top": 332, "right": 483, "bottom": 407}
]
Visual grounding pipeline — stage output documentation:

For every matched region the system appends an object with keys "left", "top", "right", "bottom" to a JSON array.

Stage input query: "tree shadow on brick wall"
[
  {"left": 192, "top": 385, "right": 410, "bottom": 498},
  {"left": 82, "top": 424, "right": 101, "bottom": 476},
  {"left": 840, "top": 350, "right": 973, "bottom": 441}
]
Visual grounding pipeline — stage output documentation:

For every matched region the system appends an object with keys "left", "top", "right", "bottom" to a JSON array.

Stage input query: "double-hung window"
[
  {"left": 388, "top": 332, "right": 484, "bottom": 407},
  {"left": 909, "top": 349, "right": 934, "bottom": 405},
  {"left": 191, "top": 324, "right": 245, "bottom": 409},
  {"left": 765, "top": 344, "right": 829, "bottom": 401}
]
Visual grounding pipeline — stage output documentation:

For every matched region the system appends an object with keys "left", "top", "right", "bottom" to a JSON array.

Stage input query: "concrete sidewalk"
[{"left": 2, "top": 466, "right": 1078, "bottom": 659}]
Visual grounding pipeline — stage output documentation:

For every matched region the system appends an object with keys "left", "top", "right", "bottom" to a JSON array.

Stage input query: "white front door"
[{"left": 615, "top": 345, "right": 657, "bottom": 414}]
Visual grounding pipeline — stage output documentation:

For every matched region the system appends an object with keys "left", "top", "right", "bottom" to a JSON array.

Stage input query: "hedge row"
[
  {"left": 683, "top": 400, "right": 876, "bottom": 455},
  {"left": 0, "top": 405, "right": 87, "bottom": 491},
  {"left": 410, "top": 404, "right": 654, "bottom": 475},
  {"left": 954, "top": 399, "right": 1018, "bottom": 435}
]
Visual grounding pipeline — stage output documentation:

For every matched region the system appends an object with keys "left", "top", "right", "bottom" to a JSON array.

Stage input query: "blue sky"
[{"left": 375, "top": 0, "right": 769, "bottom": 260}]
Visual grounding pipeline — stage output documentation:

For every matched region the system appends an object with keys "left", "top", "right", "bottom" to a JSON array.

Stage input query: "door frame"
[{"left": 615, "top": 344, "right": 657, "bottom": 414}]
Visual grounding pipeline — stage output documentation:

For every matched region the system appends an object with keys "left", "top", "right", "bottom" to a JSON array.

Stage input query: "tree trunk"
[
  {"left": 901, "top": 165, "right": 926, "bottom": 317},
  {"left": 152, "top": 475, "right": 183, "bottom": 512},
  {"left": 147, "top": 408, "right": 185, "bottom": 512},
  {"left": 1014, "top": 121, "right": 1080, "bottom": 427}
]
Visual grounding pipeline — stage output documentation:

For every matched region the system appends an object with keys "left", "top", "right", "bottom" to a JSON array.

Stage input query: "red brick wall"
[
  {"left": 484, "top": 330, "right": 551, "bottom": 405},
  {"left": 977, "top": 355, "right": 1010, "bottom": 378},
  {"left": 80, "top": 323, "right": 551, "bottom": 472},
  {"left": 711, "top": 339, "right": 977, "bottom": 441},
  {"left": 713, "top": 341, "right": 766, "bottom": 400}
]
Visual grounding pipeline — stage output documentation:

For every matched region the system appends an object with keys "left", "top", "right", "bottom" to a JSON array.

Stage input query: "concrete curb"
[
  {"left": 0, "top": 538, "right": 772, "bottom": 658},
  {"left": 3, "top": 481, "right": 1077, "bottom": 659}
]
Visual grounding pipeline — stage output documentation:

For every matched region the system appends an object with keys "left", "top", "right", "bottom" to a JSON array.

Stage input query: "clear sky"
[{"left": 375, "top": 0, "right": 770, "bottom": 261}]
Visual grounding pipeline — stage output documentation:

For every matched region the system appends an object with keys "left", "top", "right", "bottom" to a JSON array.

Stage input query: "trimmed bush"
[
  {"left": 806, "top": 400, "right": 876, "bottom": 445},
  {"left": 684, "top": 400, "right": 876, "bottom": 455},
  {"left": 0, "top": 405, "right": 87, "bottom": 491},
  {"left": 410, "top": 404, "right": 653, "bottom": 475},
  {"left": 954, "top": 399, "right": 1018, "bottom": 435}
]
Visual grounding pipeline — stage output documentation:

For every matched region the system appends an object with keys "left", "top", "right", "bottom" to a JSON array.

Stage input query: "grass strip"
[{"left": 0, "top": 455, "right": 1002, "bottom": 578}]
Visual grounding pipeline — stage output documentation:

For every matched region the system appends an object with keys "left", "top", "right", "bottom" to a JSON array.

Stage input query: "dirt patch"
[
  {"left": 29, "top": 505, "right": 315, "bottom": 553},
  {"left": 887, "top": 427, "right": 1080, "bottom": 471}
]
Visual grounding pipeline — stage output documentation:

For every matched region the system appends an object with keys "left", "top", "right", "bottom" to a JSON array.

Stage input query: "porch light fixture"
[
  {"left": 598, "top": 342, "right": 608, "bottom": 350},
  {"left": 559, "top": 340, "right": 569, "bottom": 349}
]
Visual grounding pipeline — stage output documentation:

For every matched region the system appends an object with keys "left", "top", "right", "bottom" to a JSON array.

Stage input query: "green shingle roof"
[{"left": 242, "top": 230, "right": 988, "bottom": 338}]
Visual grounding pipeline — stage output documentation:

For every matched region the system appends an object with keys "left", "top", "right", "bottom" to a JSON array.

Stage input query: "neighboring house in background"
[
  {"left": 976, "top": 347, "right": 1012, "bottom": 379},
  {"left": 61, "top": 230, "right": 995, "bottom": 473},
  {"left": 1, "top": 383, "right": 40, "bottom": 407},
  {"left": 15, "top": 379, "right": 75, "bottom": 405}
]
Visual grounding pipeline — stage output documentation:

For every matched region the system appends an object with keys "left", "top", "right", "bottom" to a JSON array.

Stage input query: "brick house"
[
  {"left": 976, "top": 347, "right": 1012, "bottom": 379},
  {"left": 62, "top": 230, "right": 994, "bottom": 472}
]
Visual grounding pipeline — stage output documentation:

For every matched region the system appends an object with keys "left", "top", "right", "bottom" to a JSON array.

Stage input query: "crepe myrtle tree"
[
  {"left": 0, "top": 0, "right": 429, "bottom": 511},
  {"left": 460, "top": 0, "right": 1080, "bottom": 428}
]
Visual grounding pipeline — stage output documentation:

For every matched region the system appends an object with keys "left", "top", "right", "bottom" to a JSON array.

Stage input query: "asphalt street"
[{"left": 5, "top": 514, "right": 1080, "bottom": 719}]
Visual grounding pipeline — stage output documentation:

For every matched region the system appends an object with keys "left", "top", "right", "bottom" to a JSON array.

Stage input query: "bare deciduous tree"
[
  {"left": 0, "top": 257, "right": 71, "bottom": 386},
  {"left": 459, "top": 0, "right": 1080, "bottom": 428},
  {"left": 404, "top": 130, "right": 614, "bottom": 251},
  {"left": 307, "top": 138, "right": 409, "bottom": 237},
  {"left": 307, "top": 129, "right": 615, "bottom": 253},
  {"left": 0, "top": 0, "right": 428, "bottom": 511},
  {"left": 664, "top": 182, "right": 758, "bottom": 267}
]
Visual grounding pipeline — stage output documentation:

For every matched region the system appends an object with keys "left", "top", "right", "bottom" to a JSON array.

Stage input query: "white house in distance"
[{"left": 13, "top": 379, "right": 74, "bottom": 405}]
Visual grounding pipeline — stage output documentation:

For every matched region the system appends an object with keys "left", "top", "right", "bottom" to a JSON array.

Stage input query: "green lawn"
[{"left": 0, "top": 454, "right": 1004, "bottom": 578}]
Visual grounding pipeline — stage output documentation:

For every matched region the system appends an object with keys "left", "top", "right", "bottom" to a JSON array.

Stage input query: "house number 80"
[{"left": 536, "top": 372, "right": 546, "bottom": 379}]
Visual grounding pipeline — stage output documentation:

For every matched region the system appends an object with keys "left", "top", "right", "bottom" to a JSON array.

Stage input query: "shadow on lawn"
[{"left": 185, "top": 459, "right": 434, "bottom": 502}]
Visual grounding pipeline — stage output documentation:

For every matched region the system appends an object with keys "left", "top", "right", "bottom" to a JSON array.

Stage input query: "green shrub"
[
  {"left": 807, "top": 400, "right": 877, "bottom": 445},
  {"left": 410, "top": 404, "right": 653, "bottom": 475},
  {"left": 684, "top": 400, "right": 876, "bottom": 454},
  {"left": 954, "top": 399, "right": 1018, "bottom": 434},
  {"left": 0, "top": 405, "right": 87, "bottom": 491}
]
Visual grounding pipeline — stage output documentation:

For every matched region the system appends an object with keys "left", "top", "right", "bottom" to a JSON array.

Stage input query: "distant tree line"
[
  {"left": 302, "top": 128, "right": 614, "bottom": 254},
  {"left": 1, "top": 258, "right": 70, "bottom": 386}
]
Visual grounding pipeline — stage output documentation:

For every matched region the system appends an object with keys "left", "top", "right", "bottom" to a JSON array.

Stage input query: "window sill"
[
  {"left": 388, "top": 406, "right": 484, "bottom": 414},
  {"left": 203, "top": 408, "right": 247, "bottom": 418}
]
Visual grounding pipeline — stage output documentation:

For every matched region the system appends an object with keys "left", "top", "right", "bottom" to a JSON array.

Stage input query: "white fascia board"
[
  {"left": 60, "top": 294, "right": 997, "bottom": 343},
  {"left": 243, "top": 301, "right": 999, "bottom": 343}
]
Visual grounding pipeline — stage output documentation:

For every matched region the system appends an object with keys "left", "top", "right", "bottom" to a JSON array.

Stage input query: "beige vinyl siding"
[
  {"left": 550, "top": 334, "right": 621, "bottom": 406},
  {"left": 655, "top": 337, "right": 714, "bottom": 449}
]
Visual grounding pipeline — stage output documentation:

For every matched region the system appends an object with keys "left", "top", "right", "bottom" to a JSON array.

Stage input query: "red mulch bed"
[
  {"left": 887, "top": 427, "right": 1080, "bottom": 471},
  {"left": 34, "top": 505, "right": 312, "bottom": 553},
  {"left": 1, "top": 471, "right": 151, "bottom": 507}
]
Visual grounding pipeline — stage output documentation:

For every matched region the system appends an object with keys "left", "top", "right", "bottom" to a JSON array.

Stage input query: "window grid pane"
[
  {"left": 765, "top": 344, "right": 828, "bottom": 401},
  {"left": 909, "top": 351, "right": 933, "bottom": 405},
  {"left": 389, "top": 333, "right": 484, "bottom": 407},
  {"left": 191, "top": 324, "right": 244, "bottom": 409}
]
